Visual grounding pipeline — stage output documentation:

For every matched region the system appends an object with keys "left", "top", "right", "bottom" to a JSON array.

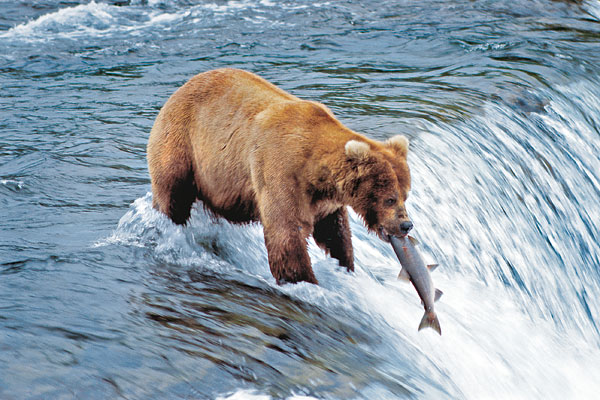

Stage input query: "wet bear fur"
[{"left": 147, "top": 68, "right": 412, "bottom": 284}]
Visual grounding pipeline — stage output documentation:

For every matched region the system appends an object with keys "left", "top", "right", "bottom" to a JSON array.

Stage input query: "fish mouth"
[{"left": 378, "top": 226, "right": 407, "bottom": 242}]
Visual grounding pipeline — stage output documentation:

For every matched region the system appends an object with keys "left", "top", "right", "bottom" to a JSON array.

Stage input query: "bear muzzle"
[
  {"left": 399, "top": 220, "right": 414, "bottom": 235},
  {"left": 378, "top": 220, "right": 413, "bottom": 242}
]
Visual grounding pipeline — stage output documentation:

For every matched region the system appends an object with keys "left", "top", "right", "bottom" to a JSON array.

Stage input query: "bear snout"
[
  {"left": 377, "top": 219, "right": 413, "bottom": 241},
  {"left": 399, "top": 220, "right": 413, "bottom": 235}
]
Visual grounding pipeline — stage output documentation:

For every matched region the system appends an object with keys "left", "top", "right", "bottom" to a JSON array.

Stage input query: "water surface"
[{"left": 1, "top": 0, "right": 600, "bottom": 398}]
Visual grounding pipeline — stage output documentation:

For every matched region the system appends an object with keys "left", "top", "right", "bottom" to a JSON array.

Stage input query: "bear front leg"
[
  {"left": 312, "top": 207, "right": 354, "bottom": 272},
  {"left": 261, "top": 217, "right": 317, "bottom": 285}
]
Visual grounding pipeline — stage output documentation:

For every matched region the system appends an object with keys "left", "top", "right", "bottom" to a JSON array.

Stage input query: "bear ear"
[
  {"left": 386, "top": 135, "right": 409, "bottom": 157},
  {"left": 345, "top": 140, "right": 371, "bottom": 161}
]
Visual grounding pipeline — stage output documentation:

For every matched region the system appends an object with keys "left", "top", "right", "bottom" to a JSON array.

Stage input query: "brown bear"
[{"left": 147, "top": 68, "right": 412, "bottom": 284}]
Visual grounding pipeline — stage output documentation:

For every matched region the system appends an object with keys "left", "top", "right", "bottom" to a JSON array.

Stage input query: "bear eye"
[{"left": 384, "top": 197, "right": 397, "bottom": 207}]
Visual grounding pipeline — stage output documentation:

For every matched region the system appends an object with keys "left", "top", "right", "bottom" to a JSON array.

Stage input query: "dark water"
[{"left": 1, "top": 0, "right": 600, "bottom": 398}]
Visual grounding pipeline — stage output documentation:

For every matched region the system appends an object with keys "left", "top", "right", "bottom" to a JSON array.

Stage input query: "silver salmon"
[{"left": 389, "top": 235, "right": 442, "bottom": 335}]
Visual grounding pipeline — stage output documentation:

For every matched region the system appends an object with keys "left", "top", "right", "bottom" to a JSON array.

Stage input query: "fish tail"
[{"left": 418, "top": 311, "right": 441, "bottom": 335}]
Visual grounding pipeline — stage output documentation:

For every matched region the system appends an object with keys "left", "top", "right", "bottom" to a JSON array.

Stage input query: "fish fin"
[
  {"left": 418, "top": 312, "right": 441, "bottom": 335},
  {"left": 397, "top": 268, "right": 410, "bottom": 282},
  {"left": 427, "top": 264, "right": 439, "bottom": 272},
  {"left": 408, "top": 236, "right": 419, "bottom": 246},
  {"left": 434, "top": 289, "right": 443, "bottom": 302}
]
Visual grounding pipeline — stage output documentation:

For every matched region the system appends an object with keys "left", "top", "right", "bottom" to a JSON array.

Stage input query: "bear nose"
[{"left": 399, "top": 221, "right": 413, "bottom": 234}]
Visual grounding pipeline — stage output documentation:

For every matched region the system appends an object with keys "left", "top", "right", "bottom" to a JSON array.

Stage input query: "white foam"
[
  {"left": 216, "top": 390, "right": 317, "bottom": 400},
  {"left": 1, "top": 1, "right": 116, "bottom": 40},
  {"left": 0, "top": 1, "right": 190, "bottom": 41},
  {"left": 202, "top": 1, "right": 257, "bottom": 14},
  {"left": 147, "top": 11, "right": 189, "bottom": 25},
  {"left": 216, "top": 390, "right": 270, "bottom": 400},
  {"left": 0, "top": 0, "right": 336, "bottom": 42},
  {"left": 0, "top": 179, "right": 24, "bottom": 189}
]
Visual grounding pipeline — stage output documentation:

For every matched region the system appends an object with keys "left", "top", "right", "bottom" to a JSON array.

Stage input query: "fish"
[{"left": 389, "top": 235, "right": 443, "bottom": 335}]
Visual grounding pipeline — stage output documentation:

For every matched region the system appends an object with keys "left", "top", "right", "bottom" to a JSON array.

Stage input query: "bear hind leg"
[
  {"left": 151, "top": 165, "right": 198, "bottom": 225},
  {"left": 313, "top": 207, "right": 354, "bottom": 272}
]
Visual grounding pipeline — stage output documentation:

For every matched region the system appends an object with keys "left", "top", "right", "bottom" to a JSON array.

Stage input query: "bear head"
[{"left": 344, "top": 135, "right": 412, "bottom": 240}]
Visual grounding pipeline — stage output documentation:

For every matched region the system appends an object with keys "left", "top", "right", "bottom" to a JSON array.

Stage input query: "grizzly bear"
[{"left": 147, "top": 68, "right": 412, "bottom": 284}]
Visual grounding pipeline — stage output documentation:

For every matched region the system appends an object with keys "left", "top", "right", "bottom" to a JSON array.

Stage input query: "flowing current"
[{"left": 1, "top": 1, "right": 599, "bottom": 399}]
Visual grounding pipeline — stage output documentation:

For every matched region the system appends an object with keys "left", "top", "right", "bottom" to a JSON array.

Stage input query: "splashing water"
[{"left": 2, "top": 0, "right": 600, "bottom": 398}]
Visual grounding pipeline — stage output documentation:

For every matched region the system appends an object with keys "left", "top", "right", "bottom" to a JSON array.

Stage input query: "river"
[{"left": 1, "top": 1, "right": 599, "bottom": 398}]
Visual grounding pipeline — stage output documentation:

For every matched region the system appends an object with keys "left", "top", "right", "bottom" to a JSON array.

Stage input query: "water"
[{"left": 1, "top": 0, "right": 599, "bottom": 398}]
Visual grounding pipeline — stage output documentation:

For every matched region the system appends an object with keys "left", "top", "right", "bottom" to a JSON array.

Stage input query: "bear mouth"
[
  {"left": 377, "top": 227, "right": 393, "bottom": 242},
  {"left": 378, "top": 226, "right": 408, "bottom": 242}
]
